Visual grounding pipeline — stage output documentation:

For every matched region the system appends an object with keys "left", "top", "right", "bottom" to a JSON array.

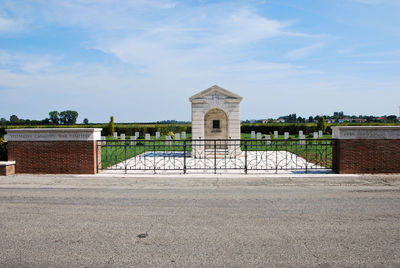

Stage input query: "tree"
[
  {"left": 317, "top": 116, "right": 327, "bottom": 133},
  {"left": 386, "top": 115, "right": 398, "bottom": 122},
  {"left": 9, "top": 115, "right": 19, "bottom": 123},
  {"left": 107, "top": 116, "right": 115, "bottom": 136},
  {"left": 0, "top": 118, "right": 6, "bottom": 125},
  {"left": 49, "top": 111, "right": 59, "bottom": 125},
  {"left": 83, "top": 118, "right": 89, "bottom": 124},
  {"left": 297, "top": 116, "right": 306, "bottom": 123},
  {"left": 59, "top": 110, "right": 78, "bottom": 125},
  {"left": 308, "top": 116, "right": 314, "bottom": 123}
]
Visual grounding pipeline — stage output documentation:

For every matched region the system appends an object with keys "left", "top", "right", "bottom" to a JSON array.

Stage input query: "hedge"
[{"left": 241, "top": 123, "right": 323, "bottom": 135}]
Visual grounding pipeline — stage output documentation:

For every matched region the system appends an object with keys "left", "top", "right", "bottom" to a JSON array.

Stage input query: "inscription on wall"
[
  {"left": 333, "top": 127, "right": 400, "bottom": 139},
  {"left": 6, "top": 129, "right": 102, "bottom": 141}
]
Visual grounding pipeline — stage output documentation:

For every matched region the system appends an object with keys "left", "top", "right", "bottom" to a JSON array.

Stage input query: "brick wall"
[
  {"left": 8, "top": 141, "right": 101, "bottom": 174},
  {"left": 333, "top": 139, "right": 400, "bottom": 174}
]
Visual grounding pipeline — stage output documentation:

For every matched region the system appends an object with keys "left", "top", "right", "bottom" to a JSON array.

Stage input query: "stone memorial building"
[{"left": 189, "top": 85, "right": 242, "bottom": 156}]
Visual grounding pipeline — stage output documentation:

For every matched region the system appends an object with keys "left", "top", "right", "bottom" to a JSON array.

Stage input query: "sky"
[{"left": 0, "top": 0, "right": 399, "bottom": 123}]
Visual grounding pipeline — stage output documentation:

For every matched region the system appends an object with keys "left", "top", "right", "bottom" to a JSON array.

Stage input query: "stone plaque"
[
  {"left": 166, "top": 135, "right": 171, "bottom": 145},
  {"left": 299, "top": 130, "right": 303, "bottom": 136},
  {"left": 332, "top": 126, "right": 400, "bottom": 139},
  {"left": 182, "top": 131, "right": 186, "bottom": 139},
  {"left": 120, "top": 134, "right": 125, "bottom": 140},
  {"left": 313, "top": 132, "right": 318, "bottom": 139},
  {"left": 318, "top": 130, "right": 323, "bottom": 137},
  {"left": 6, "top": 128, "right": 102, "bottom": 141},
  {"left": 274, "top": 131, "right": 278, "bottom": 138},
  {"left": 135, "top": 132, "right": 140, "bottom": 138},
  {"left": 175, "top": 133, "right": 180, "bottom": 140},
  {"left": 113, "top": 132, "right": 118, "bottom": 139},
  {"left": 156, "top": 132, "right": 160, "bottom": 139},
  {"left": 257, "top": 132, "right": 262, "bottom": 140},
  {"left": 251, "top": 131, "right": 255, "bottom": 139},
  {"left": 145, "top": 134, "right": 150, "bottom": 140}
]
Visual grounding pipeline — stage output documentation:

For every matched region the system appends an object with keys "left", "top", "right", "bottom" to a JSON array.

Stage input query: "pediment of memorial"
[{"left": 189, "top": 85, "right": 242, "bottom": 104}]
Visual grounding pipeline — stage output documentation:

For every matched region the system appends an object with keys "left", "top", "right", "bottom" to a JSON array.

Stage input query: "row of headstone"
[
  {"left": 107, "top": 131, "right": 187, "bottom": 140},
  {"left": 249, "top": 130, "right": 324, "bottom": 140},
  {"left": 251, "top": 131, "right": 291, "bottom": 140}
]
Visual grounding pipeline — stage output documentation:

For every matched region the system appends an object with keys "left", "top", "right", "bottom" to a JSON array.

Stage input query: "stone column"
[
  {"left": 6, "top": 128, "right": 102, "bottom": 174},
  {"left": 332, "top": 126, "right": 400, "bottom": 174}
]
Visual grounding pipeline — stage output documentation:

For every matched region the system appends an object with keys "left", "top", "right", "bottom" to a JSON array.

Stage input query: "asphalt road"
[{"left": 0, "top": 176, "right": 400, "bottom": 267}]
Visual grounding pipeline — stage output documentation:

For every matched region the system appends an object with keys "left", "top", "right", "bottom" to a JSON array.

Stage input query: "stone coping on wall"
[
  {"left": 0, "top": 161, "right": 16, "bottom": 166},
  {"left": 332, "top": 126, "right": 400, "bottom": 140},
  {"left": 5, "top": 128, "right": 102, "bottom": 141}
]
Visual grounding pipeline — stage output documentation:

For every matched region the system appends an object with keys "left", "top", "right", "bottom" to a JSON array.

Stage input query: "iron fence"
[{"left": 98, "top": 138, "right": 333, "bottom": 174}]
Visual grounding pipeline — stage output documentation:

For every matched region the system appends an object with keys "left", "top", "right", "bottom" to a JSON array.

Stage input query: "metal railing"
[{"left": 98, "top": 138, "right": 333, "bottom": 174}]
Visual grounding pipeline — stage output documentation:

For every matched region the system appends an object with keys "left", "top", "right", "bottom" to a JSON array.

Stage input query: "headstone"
[
  {"left": 166, "top": 135, "right": 171, "bottom": 145},
  {"left": 135, "top": 132, "right": 139, "bottom": 138},
  {"left": 113, "top": 132, "right": 118, "bottom": 139},
  {"left": 284, "top": 132, "right": 289, "bottom": 140},
  {"left": 120, "top": 134, "right": 125, "bottom": 140},
  {"left": 299, "top": 134, "right": 305, "bottom": 145},
  {"left": 155, "top": 132, "right": 160, "bottom": 139},
  {"left": 181, "top": 131, "right": 186, "bottom": 139},
  {"left": 274, "top": 131, "right": 278, "bottom": 138},
  {"left": 175, "top": 133, "right": 180, "bottom": 140},
  {"left": 101, "top": 136, "right": 106, "bottom": 145},
  {"left": 130, "top": 136, "right": 136, "bottom": 145},
  {"left": 251, "top": 131, "right": 255, "bottom": 139},
  {"left": 257, "top": 132, "right": 262, "bottom": 140},
  {"left": 299, "top": 130, "right": 303, "bottom": 136},
  {"left": 313, "top": 132, "right": 318, "bottom": 139},
  {"left": 318, "top": 130, "right": 323, "bottom": 137},
  {"left": 265, "top": 135, "right": 271, "bottom": 145},
  {"left": 145, "top": 133, "right": 150, "bottom": 140}
]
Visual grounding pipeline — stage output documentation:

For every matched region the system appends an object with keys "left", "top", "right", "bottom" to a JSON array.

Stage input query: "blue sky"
[{"left": 0, "top": 0, "right": 399, "bottom": 122}]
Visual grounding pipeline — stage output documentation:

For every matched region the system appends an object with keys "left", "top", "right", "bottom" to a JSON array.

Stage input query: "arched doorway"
[
  {"left": 204, "top": 108, "right": 228, "bottom": 140},
  {"left": 204, "top": 108, "right": 228, "bottom": 150}
]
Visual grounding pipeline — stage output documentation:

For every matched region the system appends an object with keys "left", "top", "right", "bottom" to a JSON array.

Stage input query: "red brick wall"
[
  {"left": 333, "top": 139, "right": 400, "bottom": 174},
  {"left": 8, "top": 141, "right": 100, "bottom": 174}
]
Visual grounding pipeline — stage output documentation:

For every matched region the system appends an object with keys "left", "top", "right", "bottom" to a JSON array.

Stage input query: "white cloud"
[
  {"left": 0, "top": 50, "right": 57, "bottom": 73},
  {"left": 0, "top": 16, "right": 20, "bottom": 32},
  {"left": 286, "top": 43, "right": 324, "bottom": 60}
]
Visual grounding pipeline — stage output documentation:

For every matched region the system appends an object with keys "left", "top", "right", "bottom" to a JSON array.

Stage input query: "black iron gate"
[{"left": 98, "top": 138, "right": 333, "bottom": 174}]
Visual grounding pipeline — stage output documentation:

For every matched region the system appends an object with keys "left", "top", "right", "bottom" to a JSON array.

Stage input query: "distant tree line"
[
  {"left": 48, "top": 110, "right": 79, "bottom": 125},
  {"left": 259, "top": 111, "right": 399, "bottom": 123},
  {"left": 0, "top": 110, "right": 89, "bottom": 126}
]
